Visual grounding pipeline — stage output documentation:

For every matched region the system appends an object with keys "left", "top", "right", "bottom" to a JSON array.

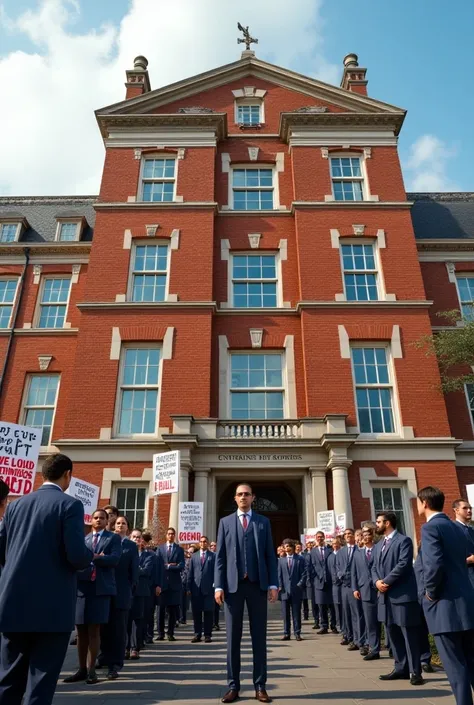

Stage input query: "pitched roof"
[
  {"left": 0, "top": 196, "right": 96, "bottom": 243},
  {"left": 408, "top": 193, "right": 474, "bottom": 240}
]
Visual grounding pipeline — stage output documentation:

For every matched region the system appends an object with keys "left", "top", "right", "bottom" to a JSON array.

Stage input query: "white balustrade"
[{"left": 218, "top": 421, "right": 301, "bottom": 440}]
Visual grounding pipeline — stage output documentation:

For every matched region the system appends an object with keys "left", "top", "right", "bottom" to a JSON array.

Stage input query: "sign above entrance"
[
  {"left": 218, "top": 453, "right": 303, "bottom": 462},
  {"left": 153, "top": 450, "right": 180, "bottom": 495}
]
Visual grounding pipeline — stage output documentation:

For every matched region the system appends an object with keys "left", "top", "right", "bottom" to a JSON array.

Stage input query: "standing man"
[
  {"left": 309, "top": 531, "right": 337, "bottom": 635},
  {"left": 452, "top": 499, "right": 474, "bottom": 588},
  {"left": 104, "top": 505, "right": 119, "bottom": 533},
  {"left": 278, "top": 539, "right": 306, "bottom": 641},
  {"left": 328, "top": 535, "right": 343, "bottom": 634},
  {"left": 210, "top": 541, "right": 221, "bottom": 631},
  {"left": 215, "top": 483, "right": 278, "bottom": 704},
  {"left": 372, "top": 512, "right": 423, "bottom": 685},
  {"left": 336, "top": 528, "right": 365, "bottom": 652},
  {"left": 351, "top": 525, "right": 380, "bottom": 660},
  {"left": 417, "top": 486, "right": 474, "bottom": 705},
  {"left": 0, "top": 453, "right": 93, "bottom": 705},
  {"left": 157, "top": 527, "right": 185, "bottom": 641},
  {"left": 127, "top": 529, "right": 154, "bottom": 658},
  {"left": 187, "top": 536, "right": 216, "bottom": 643}
]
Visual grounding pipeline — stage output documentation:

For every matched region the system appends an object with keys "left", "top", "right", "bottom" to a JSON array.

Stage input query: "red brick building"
[{"left": 1, "top": 48, "right": 473, "bottom": 545}]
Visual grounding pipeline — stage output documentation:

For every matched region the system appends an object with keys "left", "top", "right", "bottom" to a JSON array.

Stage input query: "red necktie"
[
  {"left": 91, "top": 533, "right": 99, "bottom": 581},
  {"left": 242, "top": 514, "right": 248, "bottom": 530}
]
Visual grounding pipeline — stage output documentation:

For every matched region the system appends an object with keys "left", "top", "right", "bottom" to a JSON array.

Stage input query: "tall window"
[
  {"left": 457, "top": 277, "right": 474, "bottom": 320},
  {"left": 0, "top": 279, "right": 17, "bottom": 328},
  {"left": 331, "top": 157, "right": 364, "bottom": 201},
  {"left": 23, "top": 375, "right": 59, "bottom": 445},
  {"left": 352, "top": 347, "right": 395, "bottom": 433},
  {"left": 115, "top": 486, "right": 147, "bottom": 529},
  {"left": 131, "top": 244, "right": 168, "bottom": 302},
  {"left": 465, "top": 383, "right": 474, "bottom": 429},
  {"left": 230, "top": 353, "right": 284, "bottom": 419},
  {"left": 58, "top": 222, "right": 79, "bottom": 242},
  {"left": 38, "top": 278, "right": 71, "bottom": 328},
  {"left": 232, "top": 254, "right": 277, "bottom": 307},
  {"left": 237, "top": 104, "right": 260, "bottom": 125},
  {"left": 341, "top": 243, "right": 378, "bottom": 301},
  {"left": 232, "top": 168, "right": 273, "bottom": 210},
  {"left": 141, "top": 158, "right": 175, "bottom": 202},
  {"left": 117, "top": 348, "right": 161, "bottom": 435},
  {"left": 372, "top": 486, "right": 406, "bottom": 534},
  {"left": 0, "top": 223, "right": 19, "bottom": 243}
]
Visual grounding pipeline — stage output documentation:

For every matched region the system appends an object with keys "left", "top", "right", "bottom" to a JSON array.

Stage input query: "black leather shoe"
[
  {"left": 312, "top": 623, "right": 320, "bottom": 630},
  {"left": 167, "top": 635, "right": 176, "bottom": 642},
  {"left": 331, "top": 627, "right": 338, "bottom": 634},
  {"left": 222, "top": 689, "right": 239, "bottom": 703},
  {"left": 379, "top": 670, "right": 410, "bottom": 681},
  {"left": 107, "top": 669, "right": 119, "bottom": 680},
  {"left": 213, "top": 624, "right": 221, "bottom": 631},
  {"left": 359, "top": 647, "right": 369, "bottom": 656},
  {"left": 363, "top": 652, "right": 380, "bottom": 661},
  {"left": 281, "top": 635, "right": 290, "bottom": 640},
  {"left": 340, "top": 638, "right": 349, "bottom": 645},
  {"left": 422, "top": 662, "right": 434, "bottom": 673},
  {"left": 191, "top": 636, "right": 202, "bottom": 643},
  {"left": 410, "top": 674, "right": 424, "bottom": 686},
  {"left": 86, "top": 669, "right": 99, "bottom": 685},
  {"left": 204, "top": 636, "right": 212, "bottom": 643},
  {"left": 347, "top": 643, "right": 358, "bottom": 651},
  {"left": 63, "top": 668, "right": 87, "bottom": 683},
  {"left": 296, "top": 635, "right": 303, "bottom": 641},
  {"left": 255, "top": 689, "right": 272, "bottom": 703},
  {"left": 317, "top": 627, "right": 328, "bottom": 635},
  {"left": 155, "top": 635, "right": 164, "bottom": 641}
]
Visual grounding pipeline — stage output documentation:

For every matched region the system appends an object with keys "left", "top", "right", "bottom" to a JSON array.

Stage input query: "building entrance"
[{"left": 218, "top": 482, "right": 300, "bottom": 548}]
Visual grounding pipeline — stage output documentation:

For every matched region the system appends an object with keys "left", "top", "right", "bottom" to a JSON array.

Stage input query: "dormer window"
[
  {"left": 233, "top": 87, "right": 266, "bottom": 128},
  {"left": 56, "top": 220, "right": 81, "bottom": 242},
  {"left": 237, "top": 104, "right": 261, "bottom": 126},
  {"left": 0, "top": 222, "right": 20, "bottom": 243}
]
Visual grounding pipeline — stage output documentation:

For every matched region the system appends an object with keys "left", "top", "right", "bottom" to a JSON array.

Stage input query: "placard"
[
  {"left": 303, "top": 527, "right": 318, "bottom": 544},
  {"left": 0, "top": 421, "right": 41, "bottom": 496},
  {"left": 66, "top": 477, "right": 100, "bottom": 524},
  {"left": 466, "top": 485, "right": 474, "bottom": 511},
  {"left": 153, "top": 450, "right": 180, "bottom": 496},
  {"left": 317, "top": 510, "right": 336, "bottom": 539},
  {"left": 178, "top": 502, "right": 203, "bottom": 543},
  {"left": 336, "top": 513, "right": 346, "bottom": 535}
]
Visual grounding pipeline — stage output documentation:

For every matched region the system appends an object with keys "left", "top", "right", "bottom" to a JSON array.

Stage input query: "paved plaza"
[{"left": 56, "top": 609, "right": 456, "bottom": 705}]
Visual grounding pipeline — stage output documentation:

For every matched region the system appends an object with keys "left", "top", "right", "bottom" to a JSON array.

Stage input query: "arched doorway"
[{"left": 218, "top": 483, "right": 299, "bottom": 548}]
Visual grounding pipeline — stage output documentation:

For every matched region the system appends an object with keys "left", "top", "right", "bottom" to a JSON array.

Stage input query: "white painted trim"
[
  {"left": 227, "top": 249, "right": 282, "bottom": 309},
  {"left": 170, "top": 229, "right": 180, "bottom": 250},
  {"left": 105, "top": 131, "right": 218, "bottom": 149},
  {"left": 115, "top": 294, "right": 126, "bottom": 302},
  {"left": 100, "top": 428, "right": 112, "bottom": 440},
  {"left": 137, "top": 152, "right": 178, "bottom": 204},
  {"left": 391, "top": 325, "right": 402, "bottom": 358},
  {"left": 228, "top": 163, "right": 280, "bottom": 211},
  {"left": 33, "top": 274, "right": 73, "bottom": 330},
  {"left": 71, "top": 264, "right": 81, "bottom": 285},
  {"left": 110, "top": 327, "right": 121, "bottom": 360},
  {"left": 464, "top": 383, "right": 474, "bottom": 435},
  {"left": 284, "top": 334, "right": 297, "bottom": 418},
  {"left": 234, "top": 96, "right": 265, "bottom": 126},
  {"left": 123, "top": 229, "right": 132, "bottom": 250},
  {"left": 218, "top": 336, "right": 229, "bottom": 418},
  {"left": 55, "top": 219, "right": 82, "bottom": 243},
  {"left": 221, "top": 153, "right": 231, "bottom": 173},
  {"left": 0, "top": 276, "right": 19, "bottom": 329},
  {"left": 33, "top": 265, "right": 42, "bottom": 285},
  {"left": 163, "top": 326, "right": 174, "bottom": 360},
  {"left": 126, "top": 238, "right": 172, "bottom": 303},
  {"left": 220, "top": 239, "right": 230, "bottom": 261},
  {"left": 359, "top": 466, "right": 416, "bottom": 541},
  {"left": 290, "top": 130, "right": 398, "bottom": 148},
  {"left": 338, "top": 325, "right": 350, "bottom": 359},
  {"left": 418, "top": 252, "right": 474, "bottom": 263},
  {"left": 279, "top": 239, "right": 288, "bottom": 261},
  {"left": 21, "top": 371, "right": 61, "bottom": 448},
  {"left": 327, "top": 150, "right": 378, "bottom": 203}
]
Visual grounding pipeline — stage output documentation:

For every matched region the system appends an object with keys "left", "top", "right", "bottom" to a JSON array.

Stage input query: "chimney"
[
  {"left": 125, "top": 55, "right": 151, "bottom": 100},
  {"left": 340, "top": 53, "right": 368, "bottom": 96}
]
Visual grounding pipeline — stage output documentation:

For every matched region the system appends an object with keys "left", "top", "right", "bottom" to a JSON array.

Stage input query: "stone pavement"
[{"left": 55, "top": 609, "right": 456, "bottom": 705}]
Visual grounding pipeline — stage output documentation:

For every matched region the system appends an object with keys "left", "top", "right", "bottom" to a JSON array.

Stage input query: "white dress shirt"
[
  {"left": 427, "top": 512, "right": 443, "bottom": 522},
  {"left": 42, "top": 481, "right": 63, "bottom": 491}
]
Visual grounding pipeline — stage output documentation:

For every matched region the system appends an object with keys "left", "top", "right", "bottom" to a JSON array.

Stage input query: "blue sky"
[{"left": 0, "top": 0, "right": 472, "bottom": 195}]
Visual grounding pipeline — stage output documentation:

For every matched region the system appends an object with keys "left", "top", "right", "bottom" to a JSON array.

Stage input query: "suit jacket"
[
  {"left": 351, "top": 546, "right": 377, "bottom": 602},
  {"left": 371, "top": 532, "right": 418, "bottom": 604},
  {"left": 158, "top": 542, "right": 185, "bottom": 593},
  {"left": 335, "top": 544, "right": 358, "bottom": 588},
  {"left": 454, "top": 520, "right": 474, "bottom": 590},
  {"left": 278, "top": 554, "right": 307, "bottom": 600},
  {"left": 215, "top": 511, "right": 278, "bottom": 594},
  {"left": 113, "top": 537, "right": 139, "bottom": 610},
  {"left": 328, "top": 551, "right": 342, "bottom": 603},
  {"left": 151, "top": 548, "right": 164, "bottom": 591},
  {"left": 187, "top": 550, "right": 216, "bottom": 596},
  {"left": 309, "top": 545, "right": 333, "bottom": 590},
  {"left": 416, "top": 513, "right": 474, "bottom": 635},
  {"left": 77, "top": 529, "right": 122, "bottom": 596},
  {"left": 135, "top": 549, "right": 155, "bottom": 597},
  {"left": 0, "top": 484, "right": 92, "bottom": 632}
]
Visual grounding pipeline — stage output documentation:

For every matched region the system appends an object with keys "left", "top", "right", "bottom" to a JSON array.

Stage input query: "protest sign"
[
  {"left": 336, "top": 513, "right": 346, "bottom": 535},
  {"left": 0, "top": 421, "right": 41, "bottom": 496},
  {"left": 178, "top": 502, "right": 203, "bottom": 543},
  {"left": 153, "top": 450, "right": 179, "bottom": 495},
  {"left": 317, "top": 510, "right": 336, "bottom": 539},
  {"left": 303, "top": 527, "right": 318, "bottom": 544},
  {"left": 467, "top": 485, "right": 474, "bottom": 511},
  {"left": 66, "top": 478, "right": 100, "bottom": 524}
]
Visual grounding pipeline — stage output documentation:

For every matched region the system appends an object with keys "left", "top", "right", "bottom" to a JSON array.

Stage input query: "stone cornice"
[
  {"left": 416, "top": 239, "right": 474, "bottom": 252},
  {"left": 297, "top": 300, "right": 432, "bottom": 311},
  {"left": 96, "top": 113, "right": 227, "bottom": 141},
  {"left": 77, "top": 301, "right": 217, "bottom": 311},
  {"left": 292, "top": 201, "right": 413, "bottom": 210},
  {"left": 280, "top": 112, "right": 406, "bottom": 141},
  {"left": 0, "top": 242, "right": 92, "bottom": 257},
  {"left": 94, "top": 202, "right": 218, "bottom": 211}
]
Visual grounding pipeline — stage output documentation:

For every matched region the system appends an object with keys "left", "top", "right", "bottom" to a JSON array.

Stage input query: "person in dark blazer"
[
  {"left": 99, "top": 515, "right": 139, "bottom": 679},
  {"left": 0, "top": 453, "right": 92, "bottom": 705},
  {"left": 417, "top": 486, "right": 474, "bottom": 705},
  {"left": 278, "top": 538, "right": 306, "bottom": 641},
  {"left": 210, "top": 540, "right": 221, "bottom": 630},
  {"left": 125, "top": 528, "right": 155, "bottom": 659},
  {"left": 187, "top": 536, "right": 216, "bottom": 642},
  {"left": 304, "top": 541, "right": 320, "bottom": 629},
  {"left": 328, "top": 536, "right": 343, "bottom": 634},
  {"left": 215, "top": 483, "right": 278, "bottom": 704},
  {"left": 413, "top": 542, "right": 435, "bottom": 674},
  {"left": 179, "top": 547, "right": 192, "bottom": 625},
  {"left": 141, "top": 531, "right": 161, "bottom": 644},
  {"left": 65, "top": 508, "right": 122, "bottom": 685},
  {"left": 309, "top": 531, "right": 337, "bottom": 634},
  {"left": 372, "top": 511, "right": 423, "bottom": 685},
  {"left": 351, "top": 525, "right": 380, "bottom": 660},
  {"left": 335, "top": 528, "right": 365, "bottom": 652},
  {"left": 157, "top": 527, "right": 185, "bottom": 641},
  {"left": 452, "top": 499, "right": 474, "bottom": 589}
]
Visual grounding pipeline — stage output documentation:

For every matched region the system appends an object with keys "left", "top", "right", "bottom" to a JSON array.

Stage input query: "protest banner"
[
  {"left": 0, "top": 421, "right": 41, "bottom": 496},
  {"left": 467, "top": 485, "right": 474, "bottom": 511},
  {"left": 178, "top": 502, "right": 203, "bottom": 543},
  {"left": 153, "top": 450, "right": 179, "bottom": 495},
  {"left": 303, "top": 527, "right": 318, "bottom": 544},
  {"left": 66, "top": 477, "right": 100, "bottom": 524},
  {"left": 336, "top": 513, "right": 346, "bottom": 535},
  {"left": 317, "top": 510, "right": 336, "bottom": 539}
]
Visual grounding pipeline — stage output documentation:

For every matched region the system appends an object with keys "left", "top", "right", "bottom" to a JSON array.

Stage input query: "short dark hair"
[
  {"left": 0, "top": 479, "right": 9, "bottom": 502},
  {"left": 142, "top": 531, "right": 153, "bottom": 542},
  {"left": 93, "top": 508, "right": 108, "bottom": 520},
  {"left": 377, "top": 512, "right": 397, "bottom": 529},
  {"left": 316, "top": 531, "right": 325, "bottom": 538},
  {"left": 418, "top": 486, "right": 445, "bottom": 511},
  {"left": 344, "top": 528, "right": 355, "bottom": 534},
  {"left": 131, "top": 528, "right": 142, "bottom": 535},
  {"left": 104, "top": 505, "right": 119, "bottom": 515},
  {"left": 235, "top": 482, "right": 253, "bottom": 495},
  {"left": 282, "top": 538, "right": 295, "bottom": 547},
  {"left": 166, "top": 527, "right": 176, "bottom": 534},
  {"left": 199, "top": 535, "right": 209, "bottom": 541},
  {"left": 295, "top": 541, "right": 302, "bottom": 546},
  {"left": 116, "top": 515, "right": 130, "bottom": 528},
  {"left": 453, "top": 498, "right": 470, "bottom": 510},
  {"left": 42, "top": 453, "right": 72, "bottom": 482}
]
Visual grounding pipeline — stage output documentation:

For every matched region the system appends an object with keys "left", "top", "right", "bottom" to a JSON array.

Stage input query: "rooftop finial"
[{"left": 237, "top": 22, "right": 258, "bottom": 52}]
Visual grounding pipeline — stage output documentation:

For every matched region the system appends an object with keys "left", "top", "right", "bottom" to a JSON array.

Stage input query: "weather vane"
[{"left": 237, "top": 23, "right": 258, "bottom": 51}]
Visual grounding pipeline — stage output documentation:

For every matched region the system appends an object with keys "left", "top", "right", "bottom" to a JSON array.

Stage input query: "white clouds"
[
  {"left": 405, "top": 134, "right": 458, "bottom": 192},
  {"left": 0, "top": 0, "right": 339, "bottom": 195}
]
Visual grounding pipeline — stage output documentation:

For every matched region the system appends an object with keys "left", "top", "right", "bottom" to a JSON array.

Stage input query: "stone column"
[
  {"left": 208, "top": 473, "right": 217, "bottom": 541},
  {"left": 310, "top": 467, "right": 328, "bottom": 518},
  {"left": 330, "top": 462, "right": 353, "bottom": 529},
  {"left": 194, "top": 468, "right": 210, "bottom": 534}
]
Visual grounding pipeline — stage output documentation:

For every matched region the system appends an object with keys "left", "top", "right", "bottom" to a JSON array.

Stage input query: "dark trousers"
[
  {"left": 302, "top": 598, "right": 309, "bottom": 620},
  {"left": 141, "top": 596, "right": 153, "bottom": 643},
  {"left": 341, "top": 586, "right": 354, "bottom": 641},
  {"left": 419, "top": 610, "right": 431, "bottom": 665},
  {"left": 214, "top": 602, "right": 220, "bottom": 627},
  {"left": 317, "top": 603, "right": 336, "bottom": 629},
  {"left": 350, "top": 593, "right": 366, "bottom": 647},
  {"left": 281, "top": 597, "right": 302, "bottom": 636},
  {"left": 101, "top": 605, "right": 128, "bottom": 669},
  {"left": 435, "top": 630, "right": 474, "bottom": 705},
  {"left": 312, "top": 598, "right": 320, "bottom": 625},
  {"left": 146, "top": 597, "right": 156, "bottom": 640},
  {"left": 224, "top": 580, "right": 267, "bottom": 691},
  {"left": 333, "top": 602, "right": 343, "bottom": 632},
  {"left": 180, "top": 591, "right": 189, "bottom": 623},
  {"left": 158, "top": 604, "right": 178, "bottom": 637},
  {"left": 361, "top": 600, "right": 380, "bottom": 654},
  {"left": 387, "top": 623, "right": 421, "bottom": 677},
  {"left": 127, "top": 614, "right": 142, "bottom": 651},
  {"left": 0, "top": 631, "right": 70, "bottom": 705},
  {"left": 191, "top": 596, "right": 213, "bottom": 637}
]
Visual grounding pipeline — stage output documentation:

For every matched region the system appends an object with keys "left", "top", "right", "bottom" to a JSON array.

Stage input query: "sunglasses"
[{"left": 236, "top": 492, "right": 252, "bottom": 497}]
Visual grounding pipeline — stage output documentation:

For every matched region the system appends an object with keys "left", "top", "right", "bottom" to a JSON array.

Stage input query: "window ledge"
[
  {"left": 217, "top": 306, "right": 297, "bottom": 315},
  {"left": 292, "top": 201, "right": 413, "bottom": 209},
  {"left": 77, "top": 301, "right": 217, "bottom": 311},
  {"left": 95, "top": 201, "right": 218, "bottom": 210},
  {"left": 218, "top": 209, "right": 292, "bottom": 216},
  {"left": 13, "top": 327, "right": 79, "bottom": 335},
  {"left": 297, "top": 300, "right": 432, "bottom": 310}
]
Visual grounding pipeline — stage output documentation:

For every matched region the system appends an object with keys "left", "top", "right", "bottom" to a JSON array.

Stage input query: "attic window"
[
  {"left": 56, "top": 220, "right": 82, "bottom": 242},
  {"left": 0, "top": 222, "right": 21, "bottom": 243},
  {"left": 233, "top": 87, "right": 266, "bottom": 128}
]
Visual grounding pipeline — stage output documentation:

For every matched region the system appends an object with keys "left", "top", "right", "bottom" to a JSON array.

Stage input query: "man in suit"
[
  {"left": 0, "top": 453, "right": 93, "bottom": 705},
  {"left": 372, "top": 512, "right": 423, "bottom": 685},
  {"left": 210, "top": 541, "right": 221, "bottom": 631},
  {"left": 187, "top": 536, "right": 216, "bottom": 643},
  {"left": 104, "top": 504, "right": 119, "bottom": 532},
  {"left": 215, "top": 483, "right": 278, "bottom": 704},
  {"left": 417, "top": 486, "right": 474, "bottom": 705},
  {"left": 126, "top": 529, "right": 155, "bottom": 658},
  {"left": 157, "top": 527, "right": 185, "bottom": 641},
  {"left": 328, "top": 535, "right": 343, "bottom": 634},
  {"left": 278, "top": 538, "right": 306, "bottom": 641},
  {"left": 309, "top": 531, "right": 337, "bottom": 635},
  {"left": 335, "top": 528, "right": 365, "bottom": 652},
  {"left": 351, "top": 525, "right": 380, "bottom": 660},
  {"left": 452, "top": 499, "right": 474, "bottom": 589}
]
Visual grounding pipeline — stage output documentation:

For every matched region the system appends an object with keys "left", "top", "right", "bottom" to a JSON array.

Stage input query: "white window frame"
[
  {"left": 227, "top": 350, "right": 288, "bottom": 419},
  {"left": 329, "top": 153, "right": 369, "bottom": 202},
  {"left": 369, "top": 482, "right": 413, "bottom": 538},
  {"left": 234, "top": 98, "right": 264, "bottom": 126},
  {"left": 464, "top": 383, "right": 474, "bottom": 433},
  {"left": 350, "top": 343, "right": 401, "bottom": 437},
  {"left": 340, "top": 239, "right": 381, "bottom": 301},
  {"left": 21, "top": 373, "right": 61, "bottom": 448},
  {"left": 112, "top": 482, "right": 149, "bottom": 529},
  {"left": 34, "top": 276, "right": 72, "bottom": 330},
  {"left": 229, "top": 165, "right": 278, "bottom": 211},
  {"left": 0, "top": 277, "right": 19, "bottom": 329},
  {"left": 127, "top": 240, "right": 171, "bottom": 303},
  {"left": 455, "top": 274, "right": 474, "bottom": 321},
  {"left": 113, "top": 343, "right": 163, "bottom": 438},
  {"left": 229, "top": 251, "right": 282, "bottom": 309},
  {"left": 55, "top": 219, "right": 81, "bottom": 242},
  {"left": 138, "top": 155, "right": 178, "bottom": 203},
  {"left": 0, "top": 222, "right": 21, "bottom": 243}
]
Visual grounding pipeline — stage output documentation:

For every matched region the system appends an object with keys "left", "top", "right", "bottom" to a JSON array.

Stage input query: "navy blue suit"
[
  {"left": 146, "top": 549, "right": 164, "bottom": 640},
  {"left": 351, "top": 547, "right": 380, "bottom": 654},
  {"left": 328, "top": 550, "right": 343, "bottom": 631},
  {"left": 76, "top": 529, "right": 122, "bottom": 625},
  {"left": 371, "top": 532, "right": 421, "bottom": 677},
  {"left": 335, "top": 545, "right": 365, "bottom": 646},
  {"left": 0, "top": 483, "right": 92, "bottom": 705},
  {"left": 128, "top": 549, "right": 154, "bottom": 651},
  {"left": 278, "top": 554, "right": 306, "bottom": 636},
  {"left": 187, "top": 550, "right": 216, "bottom": 637},
  {"left": 456, "top": 520, "right": 474, "bottom": 591},
  {"left": 309, "top": 545, "right": 336, "bottom": 629},
  {"left": 419, "top": 514, "right": 474, "bottom": 704},
  {"left": 157, "top": 542, "right": 185, "bottom": 637},
  {"left": 215, "top": 511, "right": 278, "bottom": 691}
]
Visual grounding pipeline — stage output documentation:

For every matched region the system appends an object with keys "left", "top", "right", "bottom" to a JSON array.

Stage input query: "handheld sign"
[
  {"left": 0, "top": 421, "right": 41, "bottom": 496},
  {"left": 178, "top": 502, "right": 203, "bottom": 543},
  {"left": 66, "top": 478, "right": 100, "bottom": 524},
  {"left": 153, "top": 450, "right": 180, "bottom": 495},
  {"left": 317, "top": 510, "right": 336, "bottom": 539}
]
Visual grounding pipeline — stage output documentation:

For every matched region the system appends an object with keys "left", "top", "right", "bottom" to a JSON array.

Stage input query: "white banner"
[
  {"left": 66, "top": 477, "right": 100, "bottom": 524},
  {"left": 317, "top": 510, "right": 336, "bottom": 539},
  {"left": 336, "top": 513, "right": 346, "bottom": 535},
  {"left": 178, "top": 502, "right": 203, "bottom": 543},
  {"left": 303, "top": 527, "right": 318, "bottom": 544},
  {"left": 153, "top": 450, "right": 180, "bottom": 496},
  {"left": 0, "top": 421, "right": 41, "bottom": 496},
  {"left": 466, "top": 485, "right": 474, "bottom": 511}
]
